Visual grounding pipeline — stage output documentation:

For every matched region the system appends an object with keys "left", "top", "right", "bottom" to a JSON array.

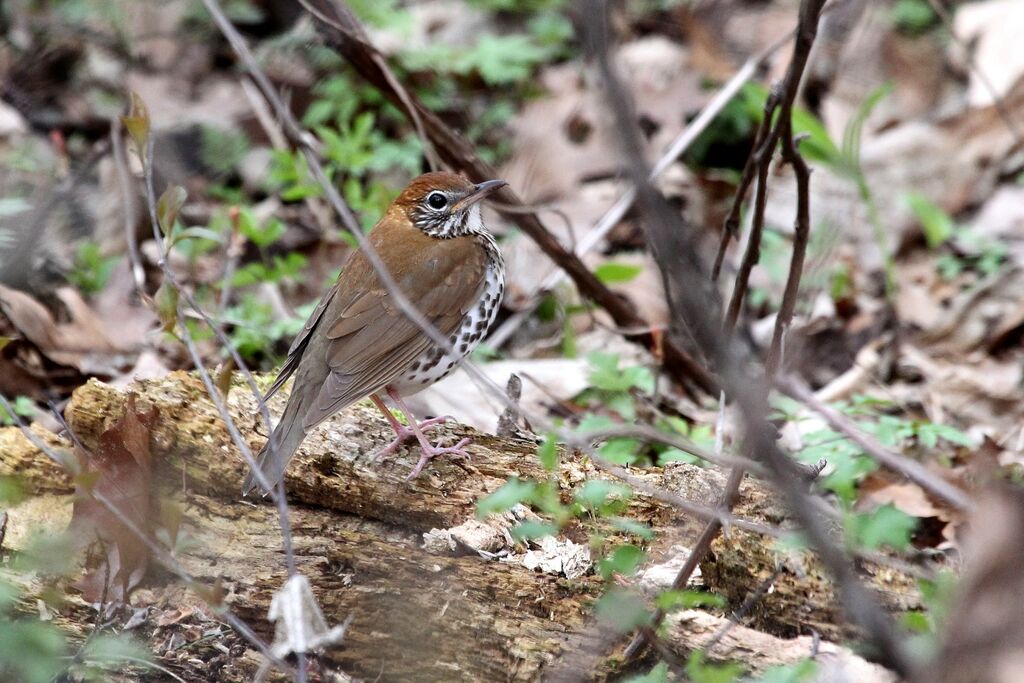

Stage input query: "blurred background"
[{"left": 1, "top": 0, "right": 1024, "bottom": 680}]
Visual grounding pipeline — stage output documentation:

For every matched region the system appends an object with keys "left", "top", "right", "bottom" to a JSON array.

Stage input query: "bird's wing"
[
  {"left": 300, "top": 230, "right": 487, "bottom": 431},
  {"left": 261, "top": 282, "right": 339, "bottom": 403}
]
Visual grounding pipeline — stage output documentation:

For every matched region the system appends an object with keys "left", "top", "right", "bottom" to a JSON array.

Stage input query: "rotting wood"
[{"left": 0, "top": 372, "right": 919, "bottom": 681}]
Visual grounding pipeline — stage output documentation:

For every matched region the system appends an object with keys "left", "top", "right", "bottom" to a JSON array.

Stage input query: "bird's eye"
[{"left": 426, "top": 192, "right": 448, "bottom": 210}]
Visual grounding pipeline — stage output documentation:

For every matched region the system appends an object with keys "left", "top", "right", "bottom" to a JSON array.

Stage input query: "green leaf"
[
  {"left": 152, "top": 280, "right": 179, "bottom": 333},
  {"left": 790, "top": 106, "right": 843, "bottom": 166},
  {"left": 510, "top": 520, "right": 558, "bottom": 541},
  {"left": 0, "top": 620, "right": 67, "bottom": 683},
  {"left": 906, "top": 193, "right": 954, "bottom": 248},
  {"left": 157, "top": 185, "right": 187, "bottom": 238},
  {"left": 586, "top": 352, "right": 654, "bottom": 393},
  {"left": 199, "top": 125, "right": 250, "bottom": 175},
  {"left": 890, "top": 0, "right": 939, "bottom": 35},
  {"left": 598, "top": 544, "right": 645, "bottom": 579},
  {"left": 122, "top": 92, "right": 150, "bottom": 159},
  {"left": 655, "top": 589, "right": 726, "bottom": 612},
  {"left": 595, "top": 588, "right": 650, "bottom": 632},
  {"left": 460, "top": 34, "right": 549, "bottom": 85},
  {"left": 574, "top": 480, "right": 632, "bottom": 510},
  {"left": 576, "top": 413, "right": 617, "bottom": 434},
  {"left": 594, "top": 262, "right": 643, "bottom": 284},
  {"left": 0, "top": 395, "right": 35, "bottom": 426},
  {"left": 476, "top": 478, "right": 536, "bottom": 518},
  {"left": 81, "top": 633, "right": 150, "bottom": 665},
  {"left": 686, "top": 651, "right": 744, "bottom": 683},
  {"left": 0, "top": 475, "right": 26, "bottom": 505},
  {"left": 69, "top": 242, "right": 121, "bottom": 295},
  {"left": 599, "top": 438, "right": 641, "bottom": 465},
  {"left": 537, "top": 434, "right": 559, "bottom": 471},
  {"left": 237, "top": 209, "right": 286, "bottom": 248},
  {"left": 611, "top": 517, "right": 654, "bottom": 540},
  {"left": 751, "top": 660, "right": 819, "bottom": 683},
  {"left": 846, "top": 503, "right": 918, "bottom": 551},
  {"left": 623, "top": 662, "right": 669, "bottom": 683},
  {"left": 902, "top": 610, "right": 933, "bottom": 634},
  {"left": 657, "top": 447, "right": 703, "bottom": 466},
  {"left": 924, "top": 423, "right": 975, "bottom": 447}
]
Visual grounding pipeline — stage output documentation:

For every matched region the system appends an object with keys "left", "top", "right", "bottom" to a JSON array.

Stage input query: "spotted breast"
[{"left": 392, "top": 220, "right": 504, "bottom": 394}]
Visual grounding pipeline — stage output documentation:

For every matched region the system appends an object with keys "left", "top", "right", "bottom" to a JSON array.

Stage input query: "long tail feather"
[{"left": 242, "top": 388, "right": 312, "bottom": 496}]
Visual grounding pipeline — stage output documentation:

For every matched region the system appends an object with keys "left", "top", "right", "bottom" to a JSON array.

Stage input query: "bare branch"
[
  {"left": 777, "top": 375, "right": 974, "bottom": 512},
  {"left": 298, "top": 0, "right": 717, "bottom": 396},
  {"left": 585, "top": 0, "right": 914, "bottom": 674},
  {"left": 0, "top": 395, "right": 293, "bottom": 677},
  {"left": 488, "top": 35, "right": 792, "bottom": 349}
]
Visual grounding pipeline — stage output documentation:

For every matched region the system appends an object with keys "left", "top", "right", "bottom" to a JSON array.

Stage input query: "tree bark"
[{"left": 0, "top": 373, "right": 917, "bottom": 681}]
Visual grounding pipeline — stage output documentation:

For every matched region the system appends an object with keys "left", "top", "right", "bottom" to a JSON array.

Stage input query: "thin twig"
[
  {"left": 587, "top": 0, "right": 914, "bottom": 675},
  {"left": 134, "top": 126, "right": 309, "bottom": 681},
  {"left": 110, "top": 116, "right": 145, "bottom": 293},
  {"left": 567, "top": 424, "right": 765, "bottom": 474},
  {"left": 298, "top": 0, "right": 716, "bottom": 395},
  {"left": 766, "top": 121, "right": 811, "bottom": 375},
  {"left": 488, "top": 36, "right": 788, "bottom": 349},
  {"left": 723, "top": 88, "right": 782, "bottom": 333},
  {"left": 589, "top": 459, "right": 780, "bottom": 538},
  {"left": 0, "top": 396, "right": 293, "bottom": 676},
  {"left": 703, "top": 568, "right": 782, "bottom": 655},
  {"left": 777, "top": 375, "right": 974, "bottom": 512}
]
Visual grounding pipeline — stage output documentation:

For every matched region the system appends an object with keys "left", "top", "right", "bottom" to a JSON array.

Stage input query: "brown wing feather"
[
  {"left": 299, "top": 220, "right": 487, "bottom": 431},
  {"left": 262, "top": 282, "right": 339, "bottom": 402}
]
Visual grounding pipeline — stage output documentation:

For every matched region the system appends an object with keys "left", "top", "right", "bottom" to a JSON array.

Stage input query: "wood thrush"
[{"left": 243, "top": 172, "right": 507, "bottom": 494}]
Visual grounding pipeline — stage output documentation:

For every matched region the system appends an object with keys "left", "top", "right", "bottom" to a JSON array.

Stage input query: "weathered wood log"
[{"left": 0, "top": 373, "right": 917, "bottom": 680}]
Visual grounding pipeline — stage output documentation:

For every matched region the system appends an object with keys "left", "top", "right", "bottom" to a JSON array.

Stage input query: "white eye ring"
[{"left": 427, "top": 192, "right": 448, "bottom": 210}]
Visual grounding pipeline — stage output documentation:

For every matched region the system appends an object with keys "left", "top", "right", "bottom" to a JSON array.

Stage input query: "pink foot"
[
  {"left": 407, "top": 437, "right": 473, "bottom": 480},
  {"left": 371, "top": 414, "right": 453, "bottom": 462},
  {"left": 371, "top": 390, "right": 472, "bottom": 478}
]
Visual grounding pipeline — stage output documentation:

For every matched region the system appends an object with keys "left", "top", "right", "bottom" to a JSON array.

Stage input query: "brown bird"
[{"left": 243, "top": 172, "right": 507, "bottom": 494}]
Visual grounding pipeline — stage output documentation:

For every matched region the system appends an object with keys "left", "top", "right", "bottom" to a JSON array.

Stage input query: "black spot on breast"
[
  {"left": 448, "top": 333, "right": 458, "bottom": 343},
  {"left": 459, "top": 341, "right": 468, "bottom": 353},
  {"left": 475, "top": 321, "right": 486, "bottom": 331},
  {"left": 410, "top": 361, "right": 420, "bottom": 371}
]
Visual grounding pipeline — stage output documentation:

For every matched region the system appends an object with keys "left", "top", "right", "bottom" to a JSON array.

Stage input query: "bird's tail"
[{"left": 242, "top": 390, "right": 312, "bottom": 496}]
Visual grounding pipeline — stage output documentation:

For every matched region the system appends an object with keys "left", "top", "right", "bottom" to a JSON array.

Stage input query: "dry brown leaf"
[
  {"left": 858, "top": 479, "right": 945, "bottom": 520},
  {"left": 954, "top": 0, "right": 1024, "bottom": 107},
  {"left": 917, "top": 485, "right": 1024, "bottom": 683},
  {"left": 765, "top": 78, "right": 1024, "bottom": 269},
  {"left": 69, "top": 393, "right": 158, "bottom": 603}
]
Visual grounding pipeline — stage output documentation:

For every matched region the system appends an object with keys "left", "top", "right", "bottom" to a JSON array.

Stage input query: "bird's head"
[{"left": 393, "top": 172, "right": 507, "bottom": 238}]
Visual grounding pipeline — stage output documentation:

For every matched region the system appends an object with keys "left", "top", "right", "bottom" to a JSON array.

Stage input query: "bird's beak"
[{"left": 452, "top": 179, "right": 508, "bottom": 212}]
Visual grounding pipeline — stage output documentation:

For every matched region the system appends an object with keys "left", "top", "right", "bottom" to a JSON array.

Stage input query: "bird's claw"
[
  {"left": 406, "top": 438, "right": 473, "bottom": 479},
  {"left": 371, "top": 415, "right": 455, "bottom": 462}
]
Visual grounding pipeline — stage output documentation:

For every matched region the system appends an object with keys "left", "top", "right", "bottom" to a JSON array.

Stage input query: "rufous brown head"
[{"left": 393, "top": 171, "right": 507, "bottom": 239}]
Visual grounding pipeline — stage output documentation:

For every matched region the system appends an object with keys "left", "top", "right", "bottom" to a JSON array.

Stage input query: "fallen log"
[{"left": 0, "top": 372, "right": 917, "bottom": 680}]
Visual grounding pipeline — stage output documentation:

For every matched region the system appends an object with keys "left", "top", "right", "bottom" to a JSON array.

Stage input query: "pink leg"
[
  {"left": 368, "top": 393, "right": 463, "bottom": 472},
  {"left": 384, "top": 387, "right": 471, "bottom": 479}
]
